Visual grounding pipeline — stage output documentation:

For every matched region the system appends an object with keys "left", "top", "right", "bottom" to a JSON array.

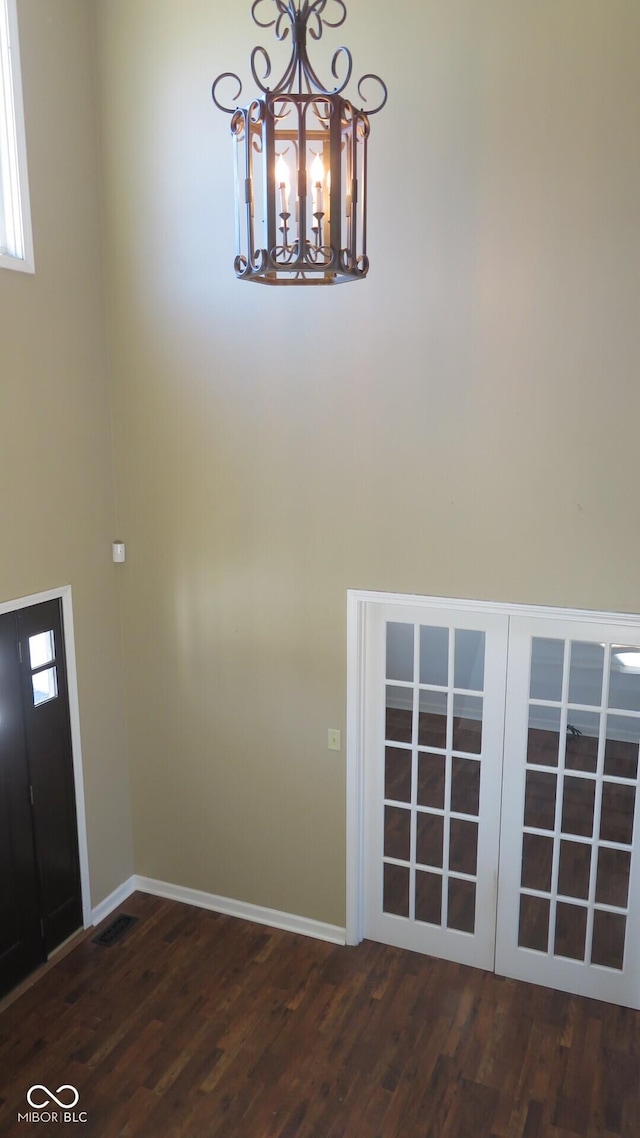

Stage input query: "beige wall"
[
  {"left": 94, "top": 0, "right": 640, "bottom": 925},
  {"left": 0, "top": 1, "right": 133, "bottom": 907}
]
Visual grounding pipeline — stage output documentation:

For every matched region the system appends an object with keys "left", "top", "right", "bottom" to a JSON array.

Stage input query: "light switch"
[{"left": 328, "top": 728, "right": 341, "bottom": 751}]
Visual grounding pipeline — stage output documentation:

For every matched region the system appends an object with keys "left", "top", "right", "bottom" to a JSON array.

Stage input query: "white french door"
[
  {"left": 355, "top": 594, "right": 640, "bottom": 1007},
  {"left": 363, "top": 601, "right": 509, "bottom": 970},
  {"left": 496, "top": 615, "right": 640, "bottom": 1007}
]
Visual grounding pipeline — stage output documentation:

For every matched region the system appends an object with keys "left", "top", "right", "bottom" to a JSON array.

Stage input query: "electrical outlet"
[{"left": 328, "top": 728, "right": 341, "bottom": 751}]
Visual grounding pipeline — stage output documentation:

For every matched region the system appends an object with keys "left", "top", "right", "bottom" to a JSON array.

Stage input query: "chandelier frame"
[{"left": 212, "top": 0, "right": 387, "bottom": 285}]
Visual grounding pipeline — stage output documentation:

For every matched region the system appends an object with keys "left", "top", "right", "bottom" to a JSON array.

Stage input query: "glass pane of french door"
[
  {"left": 496, "top": 617, "right": 640, "bottom": 1008},
  {"left": 364, "top": 603, "right": 509, "bottom": 970}
]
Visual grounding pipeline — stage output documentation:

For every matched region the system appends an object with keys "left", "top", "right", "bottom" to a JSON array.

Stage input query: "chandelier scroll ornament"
[{"left": 212, "top": 0, "right": 387, "bottom": 285}]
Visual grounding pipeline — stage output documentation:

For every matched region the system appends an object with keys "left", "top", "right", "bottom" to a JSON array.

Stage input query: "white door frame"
[
  {"left": 346, "top": 590, "right": 640, "bottom": 949},
  {"left": 0, "top": 585, "right": 92, "bottom": 930}
]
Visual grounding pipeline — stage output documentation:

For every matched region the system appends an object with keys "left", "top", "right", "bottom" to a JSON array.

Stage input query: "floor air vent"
[{"left": 92, "top": 913, "right": 139, "bottom": 947}]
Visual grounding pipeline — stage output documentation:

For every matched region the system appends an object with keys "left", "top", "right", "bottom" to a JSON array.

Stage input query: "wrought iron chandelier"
[{"left": 212, "top": 0, "right": 387, "bottom": 285}]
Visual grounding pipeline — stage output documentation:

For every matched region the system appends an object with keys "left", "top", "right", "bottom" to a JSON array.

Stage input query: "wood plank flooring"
[{"left": 1, "top": 892, "right": 639, "bottom": 1137}]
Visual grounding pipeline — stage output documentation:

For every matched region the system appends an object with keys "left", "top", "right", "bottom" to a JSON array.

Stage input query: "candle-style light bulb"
[
  {"left": 276, "top": 154, "right": 290, "bottom": 215},
  {"left": 311, "top": 153, "right": 324, "bottom": 215}
]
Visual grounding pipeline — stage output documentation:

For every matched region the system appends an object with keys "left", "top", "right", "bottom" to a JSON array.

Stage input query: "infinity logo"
[{"left": 26, "top": 1085, "right": 80, "bottom": 1109}]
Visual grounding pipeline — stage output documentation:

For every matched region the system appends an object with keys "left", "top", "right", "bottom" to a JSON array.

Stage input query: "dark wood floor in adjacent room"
[{"left": 1, "top": 892, "right": 638, "bottom": 1137}]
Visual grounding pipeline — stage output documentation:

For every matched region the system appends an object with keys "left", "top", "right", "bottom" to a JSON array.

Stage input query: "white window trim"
[{"left": 0, "top": 0, "right": 34, "bottom": 272}]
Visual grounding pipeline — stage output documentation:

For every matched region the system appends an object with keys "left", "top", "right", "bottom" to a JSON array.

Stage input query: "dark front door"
[
  {"left": 0, "top": 599, "right": 82, "bottom": 998},
  {"left": 0, "top": 611, "right": 43, "bottom": 995}
]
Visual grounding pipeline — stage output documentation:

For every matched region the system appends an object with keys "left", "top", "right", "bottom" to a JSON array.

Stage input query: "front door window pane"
[
  {"left": 32, "top": 665, "right": 58, "bottom": 706},
  {"left": 29, "top": 629, "right": 55, "bottom": 669}
]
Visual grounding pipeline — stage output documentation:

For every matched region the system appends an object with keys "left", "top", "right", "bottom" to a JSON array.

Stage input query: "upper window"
[{"left": 0, "top": 0, "right": 33, "bottom": 272}]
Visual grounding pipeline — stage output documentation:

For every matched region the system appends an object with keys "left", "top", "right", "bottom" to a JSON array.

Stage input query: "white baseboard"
[
  {"left": 91, "top": 875, "right": 136, "bottom": 926},
  {"left": 134, "top": 876, "right": 346, "bottom": 946},
  {"left": 90, "top": 873, "right": 346, "bottom": 946}
]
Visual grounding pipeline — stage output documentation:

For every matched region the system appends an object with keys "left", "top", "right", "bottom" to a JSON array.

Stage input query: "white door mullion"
[
  {"left": 441, "top": 627, "right": 456, "bottom": 932},
  {"left": 547, "top": 638, "right": 572, "bottom": 955},
  {"left": 409, "top": 622, "right": 420, "bottom": 923},
  {"left": 585, "top": 643, "right": 611, "bottom": 962}
]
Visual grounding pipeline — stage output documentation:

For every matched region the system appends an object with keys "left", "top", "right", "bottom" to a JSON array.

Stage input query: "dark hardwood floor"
[{"left": 1, "top": 892, "right": 639, "bottom": 1137}]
